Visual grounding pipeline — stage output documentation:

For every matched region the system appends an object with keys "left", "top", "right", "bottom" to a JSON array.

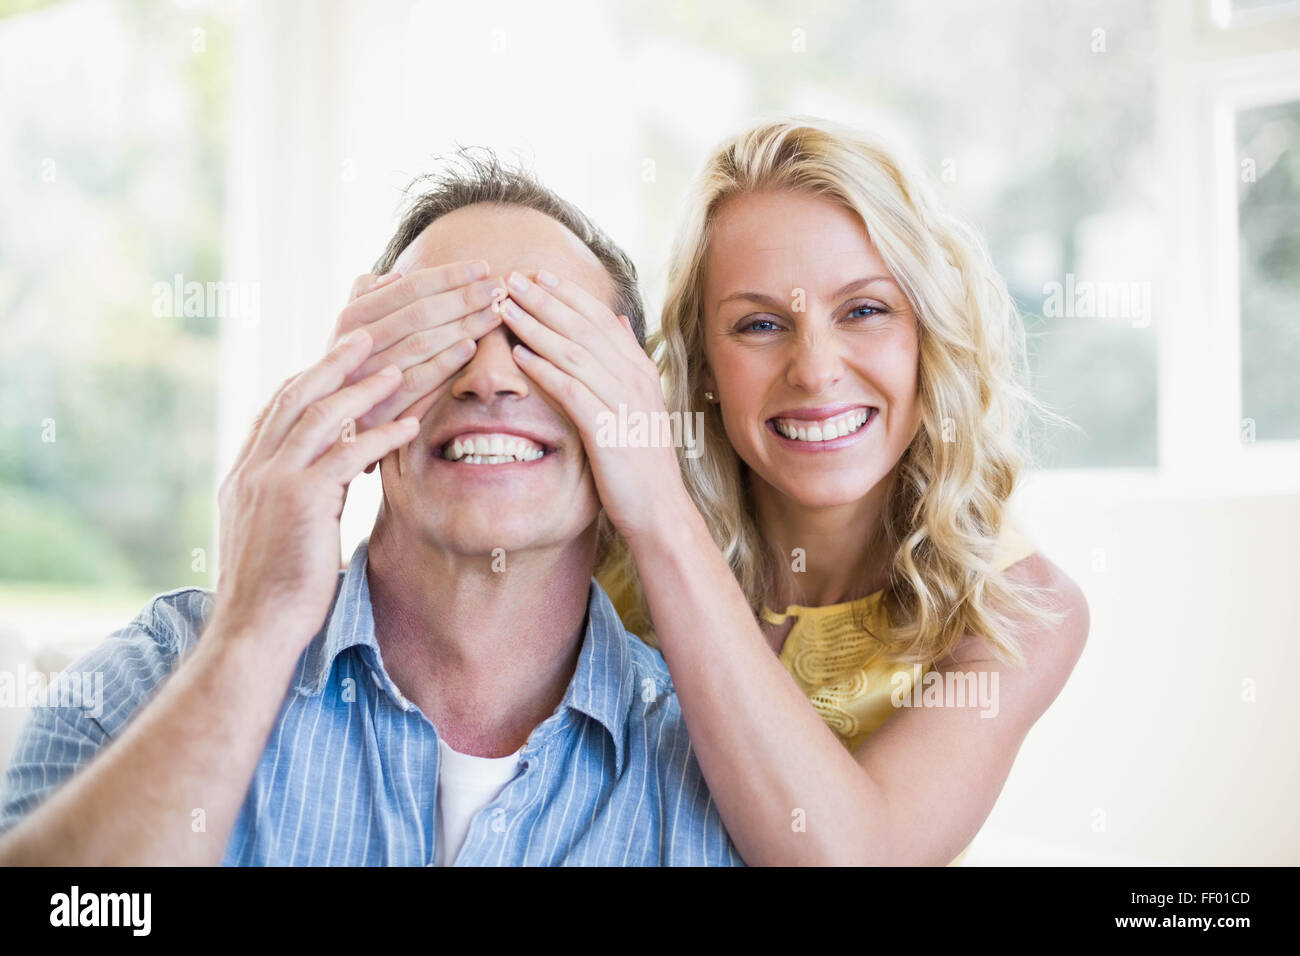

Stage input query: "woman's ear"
[{"left": 700, "top": 365, "right": 718, "bottom": 402}]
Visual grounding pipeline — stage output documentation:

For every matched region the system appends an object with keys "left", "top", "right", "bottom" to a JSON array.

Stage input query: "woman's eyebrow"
[
  {"left": 831, "top": 275, "right": 897, "bottom": 297},
  {"left": 717, "top": 275, "right": 898, "bottom": 310},
  {"left": 716, "top": 290, "right": 788, "bottom": 310}
]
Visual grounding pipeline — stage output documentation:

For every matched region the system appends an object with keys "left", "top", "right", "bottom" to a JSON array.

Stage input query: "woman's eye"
[
  {"left": 739, "top": 316, "right": 782, "bottom": 333},
  {"left": 846, "top": 303, "right": 885, "bottom": 321}
]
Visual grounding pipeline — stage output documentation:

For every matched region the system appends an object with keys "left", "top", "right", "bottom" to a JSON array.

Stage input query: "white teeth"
[
  {"left": 773, "top": 409, "right": 871, "bottom": 443},
  {"left": 441, "top": 432, "right": 546, "bottom": 464}
]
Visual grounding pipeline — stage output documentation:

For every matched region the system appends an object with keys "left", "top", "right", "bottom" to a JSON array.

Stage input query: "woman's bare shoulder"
[{"left": 941, "top": 550, "right": 1090, "bottom": 720}]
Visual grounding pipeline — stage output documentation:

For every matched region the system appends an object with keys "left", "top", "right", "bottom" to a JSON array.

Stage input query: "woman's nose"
[{"left": 785, "top": 330, "right": 845, "bottom": 394}]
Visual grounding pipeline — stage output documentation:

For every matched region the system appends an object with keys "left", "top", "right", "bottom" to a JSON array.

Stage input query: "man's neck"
[{"left": 365, "top": 514, "right": 598, "bottom": 758}]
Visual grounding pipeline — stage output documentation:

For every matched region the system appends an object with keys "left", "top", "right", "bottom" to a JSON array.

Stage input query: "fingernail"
[
  {"left": 342, "top": 329, "right": 371, "bottom": 347},
  {"left": 535, "top": 268, "right": 558, "bottom": 289},
  {"left": 501, "top": 298, "right": 523, "bottom": 320},
  {"left": 379, "top": 364, "right": 400, "bottom": 378},
  {"left": 467, "top": 260, "right": 489, "bottom": 280},
  {"left": 374, "top": 272, "right": 402, "bottom": 287},
  {"left": 513, "top": 343, "right": 534, "bottom": 360},
  {"left": 507, "top": 272, "right": 529, "bottom": 294},
  {"left": 456, "top": 338, "right": 476, "bottom": 358}
]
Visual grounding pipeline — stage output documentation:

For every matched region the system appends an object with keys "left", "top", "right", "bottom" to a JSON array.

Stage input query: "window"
[
  {"left": 0, "top": 0, "right": 230, "bottom": 647},
  {"left": 1237, "top": 99, "right": 1300, "bottom": 442}
]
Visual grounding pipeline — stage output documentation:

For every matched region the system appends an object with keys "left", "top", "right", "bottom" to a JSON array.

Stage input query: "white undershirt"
[{"left": 433, "top": 736, "right": 522, "bottom": 866}]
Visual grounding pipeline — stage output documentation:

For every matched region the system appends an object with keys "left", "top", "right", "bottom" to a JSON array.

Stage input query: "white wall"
[{"left": 967, "top": 482, "right": 1300, "bottom": 865}]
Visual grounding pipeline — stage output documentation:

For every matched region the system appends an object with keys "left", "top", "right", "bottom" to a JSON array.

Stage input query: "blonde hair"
[{"left": 598, "top": 116, "right": 1069, "bottom": 668}]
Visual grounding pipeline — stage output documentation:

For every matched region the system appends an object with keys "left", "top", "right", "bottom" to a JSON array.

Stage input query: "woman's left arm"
[{"left": 499, "top": 268, "right": 1090, "bottom": 865}]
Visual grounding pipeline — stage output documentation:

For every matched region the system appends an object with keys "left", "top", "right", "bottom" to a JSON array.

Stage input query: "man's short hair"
[{"left": 372, "top": 148, "right": 646, "bottom": 347}]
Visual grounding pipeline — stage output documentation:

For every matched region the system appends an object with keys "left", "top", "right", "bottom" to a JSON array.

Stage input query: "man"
[{"left": 0, "top": 152, "right": 743, "bottom": 866}]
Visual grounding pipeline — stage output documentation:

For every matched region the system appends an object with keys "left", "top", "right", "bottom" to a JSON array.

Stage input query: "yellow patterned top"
[{"left": 597, "top": 523, "right": 1038, "bottom": 867}]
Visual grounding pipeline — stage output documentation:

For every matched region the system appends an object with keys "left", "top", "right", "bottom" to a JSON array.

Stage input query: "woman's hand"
[{"left": 494, "top": 268, "right": 696, "bottom": 545}]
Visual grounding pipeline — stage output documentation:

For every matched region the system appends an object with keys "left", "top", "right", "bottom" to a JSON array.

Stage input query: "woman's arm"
[
  {"left": 629, "top": 497, "right": 1088, "bottom": 864},
  {"left": 498, "top": 268, "right": 1090, "bottom": 865}
]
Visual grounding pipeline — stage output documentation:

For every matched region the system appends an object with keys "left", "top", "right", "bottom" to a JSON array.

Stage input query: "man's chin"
[{"left": 418, "top": 516, "right": 577, "bottom": 561}]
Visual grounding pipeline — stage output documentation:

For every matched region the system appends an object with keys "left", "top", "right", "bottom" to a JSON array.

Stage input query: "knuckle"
[
  {"left": 407, "top": 328, "right": 439, "bottom": 356},
  {"left": 400, "top": 365, "right": 424, "bottom": 391},
  {"left": 407, "top": 298, "right": 434, "bottom": 332},
  {"left": 350, "top": 274, "right": 376, "bottom": 299},
  {"left": 299, "top": 399, "right": 331, "bottom": 429},
  {"left": 334, "top": 303, "right": 362, "bottom": 337},
  {"left": 276, "top": 383, "right": 302, "bottom": 413}
]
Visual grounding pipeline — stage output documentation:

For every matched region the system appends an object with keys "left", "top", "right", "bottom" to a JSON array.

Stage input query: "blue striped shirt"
[{"left": 0, "top": 542, "right": 744, "bottom": 866}]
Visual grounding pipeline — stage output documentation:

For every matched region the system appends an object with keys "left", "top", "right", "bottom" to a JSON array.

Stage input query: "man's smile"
[{"left": 438, "top": 430, "right": 550, "bottom": 464}]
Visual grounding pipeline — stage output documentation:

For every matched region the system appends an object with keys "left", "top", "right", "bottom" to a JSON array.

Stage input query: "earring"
[{"left": 704, "top": 391, "right": 716, "bottom": 402}]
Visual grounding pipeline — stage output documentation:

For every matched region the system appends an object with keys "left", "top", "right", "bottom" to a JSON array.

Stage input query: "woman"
[{"left": 493, "top": 117, "right": 1087, "bottom": 865}]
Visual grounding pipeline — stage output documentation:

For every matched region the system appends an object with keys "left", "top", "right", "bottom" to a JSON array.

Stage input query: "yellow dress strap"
[{"left": 761, "top": 606, "right": 795, "bottom": 626}]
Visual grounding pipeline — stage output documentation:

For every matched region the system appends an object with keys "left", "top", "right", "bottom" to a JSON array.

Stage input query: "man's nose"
[{"left": 450, "top": 326, "right": 531, "bottom": 402}]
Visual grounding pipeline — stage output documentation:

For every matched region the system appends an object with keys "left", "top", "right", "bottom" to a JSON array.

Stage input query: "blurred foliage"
[
  {"left": 1238, "top": 100, "right": 1300, "bottom": 441},
  {"left": 0, "top": 0, "right": 60, "bottom": 19},
  {"left": 0, "top": 0, "right": 229, "bottom": 590}
]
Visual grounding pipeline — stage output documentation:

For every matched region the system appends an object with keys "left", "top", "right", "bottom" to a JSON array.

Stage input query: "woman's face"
[{"left": 701, "top": 189, "right": 922, "bottom": 511}]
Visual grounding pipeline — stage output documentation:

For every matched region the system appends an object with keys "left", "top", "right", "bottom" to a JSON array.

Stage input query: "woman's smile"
[{"left": 767, "top": 405, "right": 877, "bottom": 451}]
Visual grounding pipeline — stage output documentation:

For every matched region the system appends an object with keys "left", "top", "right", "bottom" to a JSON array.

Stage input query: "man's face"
[{"left": 378, "top": 203, "right": 617, "bottom": 558}]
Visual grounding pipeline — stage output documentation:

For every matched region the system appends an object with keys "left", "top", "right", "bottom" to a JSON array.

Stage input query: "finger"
[
  {"left": 348, "top": 277, "right": 507, "bottom": 358},
  {"left": 497, "top": 297, "right": 624, "bottom": 409},
  {"left": 340, "top": 260, "right": 493, "bottom": 329},
  {"left": 249, "top": 329, "right": 374, "bottom": 462},
  {"left": 521, "top": 269, "right": 643, "bottom": 361},
  {"left": 333, "top": 272, "right": 406, "bottom": 346},
  {"left": 275, "top": 363, "right": 409, "bottom": 469},
  {"left": 313, "top": 416, "right": 422, "bottom": 485},
  {"left": 349, "top": 274, "right": 377, "bottom": 301},
  {"left": 229, "top": 371, "right": 294, "bottom": 471},
  {"left": 356, "top": 337, "right": 479, "bottom": 430},
  {"left": 511, "top": 343, "right": 609, "bottom": 444},
  {"left": 350, "top": 306, "right": 500, "bottom": 382},
  {"left": 349, "top": 271, "right": 403, "bottom": 302}
]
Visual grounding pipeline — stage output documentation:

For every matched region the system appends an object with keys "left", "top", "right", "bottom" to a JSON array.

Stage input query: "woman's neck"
[{"left": 751, "top": 470, "right": 896, "bottom": 609}]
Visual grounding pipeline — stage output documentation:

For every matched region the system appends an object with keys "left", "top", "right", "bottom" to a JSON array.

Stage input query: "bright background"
[{"left": 1, "top": 0, "right": 1298, "bottom": 864}]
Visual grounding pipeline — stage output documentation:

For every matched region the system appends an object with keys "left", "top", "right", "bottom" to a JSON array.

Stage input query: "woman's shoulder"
[
  {"left": 991, "top": 519, "right": 1038, "bottom": 572},
  {"left": 944, "top": 533, "right": 1090, "bottom": 718},
  {"left": 992, "top": 521, "right": 1089, "bottom": 649}
]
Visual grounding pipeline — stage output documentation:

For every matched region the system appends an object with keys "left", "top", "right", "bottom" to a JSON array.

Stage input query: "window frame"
[{"left": 1028, "top": 0, "right": 1300, "bottom": 503}]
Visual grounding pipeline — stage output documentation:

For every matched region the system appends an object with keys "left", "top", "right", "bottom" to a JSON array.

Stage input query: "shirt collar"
[
  {"left": 294, "top": 539, "right": 637, "bottom": 774},
  {"left": 294, "top": 539, "right": 382, "bottom": 698}
]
